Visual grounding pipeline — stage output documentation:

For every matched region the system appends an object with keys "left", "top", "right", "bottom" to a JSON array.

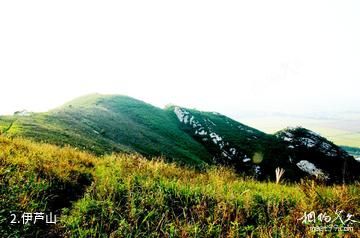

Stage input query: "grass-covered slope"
[
  {"left": 0, "top": 94, "right": 211, "bottom": 165},
  {"left": 0, "top": 94, "right": 357, "bottom": 182},
  {"left": 1, "top": 136, "right": 359, "bottom": 237}
]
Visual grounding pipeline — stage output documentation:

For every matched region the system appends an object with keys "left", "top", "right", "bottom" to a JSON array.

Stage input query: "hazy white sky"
[{"left": 0, "top": 1, "right": 359, "bottom": 118}]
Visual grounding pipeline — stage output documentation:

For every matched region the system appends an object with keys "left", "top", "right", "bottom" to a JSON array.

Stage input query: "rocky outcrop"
[{"left": 276, "top": 127, "right": 360, "bottom": 183}]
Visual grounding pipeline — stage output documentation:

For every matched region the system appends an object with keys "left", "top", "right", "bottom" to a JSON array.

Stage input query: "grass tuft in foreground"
[{"left": 0, "top": 136, "right": 359, "bottom": 237}]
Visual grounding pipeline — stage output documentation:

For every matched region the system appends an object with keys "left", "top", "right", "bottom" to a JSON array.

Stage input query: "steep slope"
[
  {"left": 0, "top": 94, "right": 211, "bottom": 165},
  {"left": 167, "top": 107, "right": 359, "bottom": 183},
  {"left": 167, "top": 106, "right": 284, "bottom": 177}
]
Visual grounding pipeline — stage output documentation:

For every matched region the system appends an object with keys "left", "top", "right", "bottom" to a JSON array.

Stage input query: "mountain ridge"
[{"left": 1, "top": 93, "right": 359, "bottom": 183}]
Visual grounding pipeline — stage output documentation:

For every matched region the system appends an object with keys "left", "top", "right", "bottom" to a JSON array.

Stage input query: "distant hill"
[
  {"left": 240, "top": 112, "right": 360, "bottom": 148},
  {"left": 342, "top": 145, "right": 360, "bottom": 158},
  {"left": 0, "top": 94, "right": 359, "bottom": 183}
]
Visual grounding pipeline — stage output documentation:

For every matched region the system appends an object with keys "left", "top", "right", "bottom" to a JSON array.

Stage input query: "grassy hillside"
[
  {"left": 1, "top": 136, "right": 359, "bottom": 237},
  {"left": 0, "top": 94, "right": 211, "bottom": 165},
  {"left": 1, "top": 94, "right": 357, "bottom": 183}
]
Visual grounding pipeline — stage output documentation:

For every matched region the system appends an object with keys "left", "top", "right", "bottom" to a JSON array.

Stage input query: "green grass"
[
  {"left": 1, "top": 136, "right": 359, "bottom": 237},
  {"left": 1, "top": 94, "right": 358, "bottom": 186},
  {"left": 2, "top": 94, "right": 357, "bottom": 184},
  {"left": 0, "top": 136, "right": 95, "bottom": 237},
  {"left": 0, "top": 94, "right": 212, "bottom": 165}
]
